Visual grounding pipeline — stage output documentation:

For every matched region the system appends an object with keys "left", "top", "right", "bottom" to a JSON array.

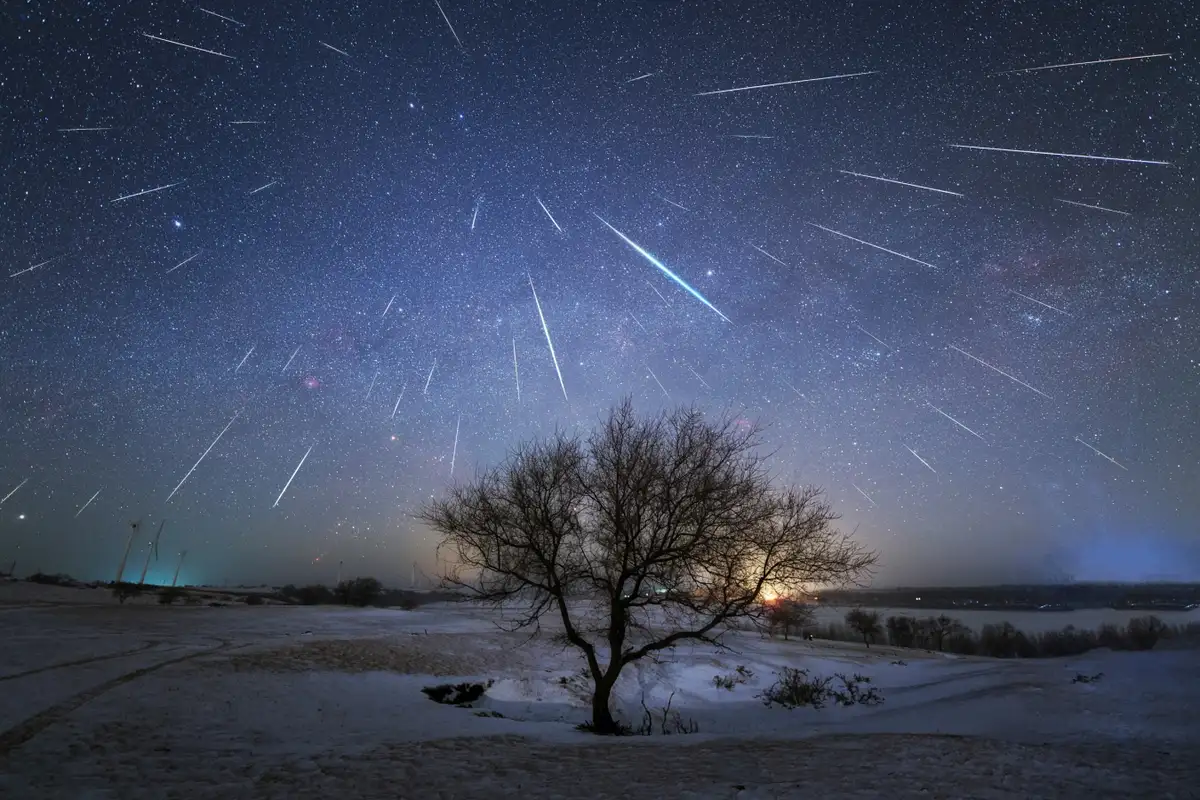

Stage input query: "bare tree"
[
  {"left": 767, "top": 601, "right": 815, "bottom": 641},
  {"left": 422, "top": 399, "right": 877, "bottom": 734},
  {"left": 845, "top": 608, "right": 882, "bottom": 648}
]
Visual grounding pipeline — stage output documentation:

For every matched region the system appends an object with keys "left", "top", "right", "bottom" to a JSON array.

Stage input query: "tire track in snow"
[
  {"left": 0, "top": 641, "right": 233, "bottom": 757},
  {"left": 0, "top": 641, "right": 163, "bottom": 682}
]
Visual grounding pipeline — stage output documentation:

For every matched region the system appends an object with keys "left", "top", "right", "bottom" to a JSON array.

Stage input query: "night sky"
[{"left": 2, "top": 1, "right": 1197, "bottom": 588}]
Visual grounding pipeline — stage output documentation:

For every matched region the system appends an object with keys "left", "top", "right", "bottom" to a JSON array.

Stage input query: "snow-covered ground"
[{"left": 1, "top": 584, "right": 1197, "bottom": 799}]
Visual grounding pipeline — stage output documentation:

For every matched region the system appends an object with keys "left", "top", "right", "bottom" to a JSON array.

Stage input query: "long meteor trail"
[
  {"left": 512, "top": 337, "right": 521, "bottom": 402},
  {"left": 248, "top": 180, "right": 277, "bottom": 195},
  {"left": 529, "top": 274, "right": 569, "bottom": 402},
  {"left": 903, "top": 446, "right": 937, "bottom": 474},
  {"left": 949, "top": 345, "right": 1051, "bottom": 399},
  {"left": 165, "top": 251, "right": 202, "bottom": 274},
  {"left": 994, "top": 52, "right": 1171, "bottom": 76},
  {"left": 1055, "top": 198, "right": 1130, "bottom": 216},
  {"left": 838, "top": 169, "right": 964, "bottom": 197},
  {"left": 807, "top": 222, "right": 938, "bottom": 269},
  {"left": 281, "top": 345, "right": 301, "bottom": 373},
  {"left": 1009, "top": 289, "right": 1069, "bottom": 316},
  {"left": 319, "top": 41, "right": 351, "bottom": 57},
  {"left": 234, "top": 346, "right": 255, "bottom": 373},
  {"left": 198, "top": 7, "right": 244, "bottom": 25},
  {"left": 1075, "top": 436, "right": 1128, "bottom": 471},
  {"left": 535, "top": 197, "right": 563, "bottom": 232},
  {"left": 694, "top": 70, "right": 878, "bottom": 96},
  {"left": 75, "top": 489, "right": 102, "bottom": 517},
  {"left": 110, "top": 181, "right": 184, "bottom": 203},
  {"left": 391, "top": 383, "right": 407, "bottom": 419},
  {"left": 646, "top": 367, "right": 669, "bottom": 399},
  {"left": 165, "top": 412, "right": 239, "bottom": 502},
  {"left": 658, "top": 195, "right": 689, "bottom": 211},
  {"left": 751, "top": 244, "right": 790, "bottom": 268},
  {"left": 433, "top": 0, "right": 464, "bottom": 48},
  {"left": 382, "top": 295, "right": 396, "bottom": 318},
  {"left": 852, "top": 483, "right": 877, "bottom": 507},
  {"left": 928, "top": 403, "right": 988, "bottom": 444},
  {"left": 273, "top": 445, "right": 314, "bottom": 507},
  {"left": 142, "top": 33, "right": 235, "bottom": 59},
  {"left": 948, "top": 144, "right": 1170, "bottom": 166},
  {"left": 10, "top": 257, "right": 60, "bottom": 278},
  {"left": 58, "top": 126, "right": 114, "bottom": 132},
  {"left": 449, "top": 415, "right": 461, "bottom": 477},
  {"left": 594, "top": 214, "right": 732, "bottom": 324},
  {"left": 424, "top": 359, "right": 437, "bottom": 395},
  {"left": 0, "top": 479, "right": 28, "bottom": 507}
]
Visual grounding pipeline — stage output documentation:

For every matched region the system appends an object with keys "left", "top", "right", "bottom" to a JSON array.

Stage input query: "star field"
[{"left": 1, "top": 0, "right": 1197, "bottom": 586}]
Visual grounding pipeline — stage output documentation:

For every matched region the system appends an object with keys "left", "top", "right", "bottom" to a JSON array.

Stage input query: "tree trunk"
[{"left": 590, "top": 676, "right": 620, "bottom": 734}]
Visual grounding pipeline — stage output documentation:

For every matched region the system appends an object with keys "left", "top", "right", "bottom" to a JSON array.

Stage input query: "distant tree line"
[{"left": 764, "top": 603, "right": 1192, "bottom": 657}]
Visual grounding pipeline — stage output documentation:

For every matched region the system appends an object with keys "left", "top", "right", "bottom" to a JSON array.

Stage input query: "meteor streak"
[
  {"left": 1009, "top": 289, "right": 1069, "bottom": 316},
  {"left": 928, "top": 403, "right": 988, "bottom": 444},
  {"left": 751, "top": 244, "right": 790, "bottom": 268},
  {"left": 854, "top": 324, "right": 893, "bottom": 351},
  {"left": 142, "top": 33, "right": 235, "bottom": 59},
  {"left": 248, "top": 180, "right": 277, "bottom": 195},
  {"left": 165, "top": 412, "right": 239, "bottom": 502},
  {"left": 994, "top": 52, "right": 1171, "bottom": 76},
  {"left": 165, "top": 251, "right": 202, "bottom": 274},
  {"left": 273, "top": 445, "right": 313, "bottom": 507},
  {"left": 433, "top": 0, "right": 464, "bottom": 48},
  {"left": 948, "top": 144, "right": 1170, "bottom": 166},
  {"left": 852, "top": 483, "right": 877, "bottom": 507},
  {"left": 629, "top": 313, "right": 648, "bottom": 333},
  {"left": 75, "top": 489, "right": 102, "bottom": 517},
  {"left": 625, "top": 72, "right": 658, "bottom": 83},
  {"left": 658, "top": 195, "right": 689, "bottom": 211},
  {"left": 198, "top": 7, "right": 244, "bottom": 25},
  {"left": 382, "top": 295, "right": 396, "bottom": 318},
  {"left": 512, "top": 337, "right": 521, "bottom": 402},
  {"left": 903, "top": 446, "right": 937, "bottom": 474},
  {"left": 807, "top": 222, "right": 938, "bottom": 269},
  {"left": 0, "top": 479, "right": 28, "bottom": 507},
  {"left": 391, "top": 383, "right": 407, "bottom": 419},
  {"left": 365, "top": 370, "right": 379, "bottom": 401},
  {"left": 424, "top": 359, "right": 437, "bottom": 394},
  {"left": 319, "top": 41, "right": 351, "bottom": 57},
  {"left": 529, "top": 274, "right": 569, "bottom": 402},
  {"left": 646, "top": 367, "right": 669, "bottom": 399},
  {"left": 110, "top": 181, "right": 185, "bottom": 203},
  {"left": 646, "top": 280, "right": 671, "bottom": 306},
  {"left": 838, "top": 169, "right": 964, "bottom": 197},
  {"left": 234, "top": 346, "right": 255, "bottom": 373},
  {"left": 686, "top": 365, "right": 711, "bottom": 390},
  {"left": 594, "top": 214, "right": 732, "bottom": 324},
  {"left": 725, "top": 134, "right": 775, "bottom": 139},
  {"left": 535, "top": 196, "right": 563, "bottom": 232},
  {"left": 449, "top": 415, "right": 461, "bottom": 477},
  {"left": 10, "top": 257, "right": 59, "bottom": 278},
  {"left": 470, "top": 202, "right": 479, "bottom": 230},
  {"left": 949, "top": 345, "right": 1051, "bottom": 399},
  {"left": 694, "top": 70, "right": 879, "bottom": 96},
  {"left": 1055, "top": 198, "right": 1130, "bottom": 216},
  {"left": 281, "top": 345, "right": 301, "bottom": 373},
  {"left": 1075, "top": 436, "right": 1128, "bottom": 471},
  {"left": 58, "top": 126, "right": 114, "bottom": 132},
  {"left": 230, "top": 120, "right": 265, "bottom": 125}
]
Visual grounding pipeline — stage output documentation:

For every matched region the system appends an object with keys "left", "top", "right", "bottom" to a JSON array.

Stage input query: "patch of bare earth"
[
  {"left": 210, "top": 634, "right": 524, "bottom": 676},
  {"left": 10, "top": 733, "right": 1195, "bottom": 799}
]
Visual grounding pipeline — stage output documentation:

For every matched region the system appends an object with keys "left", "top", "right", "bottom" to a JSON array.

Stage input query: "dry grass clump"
[{"left": 217, "top": 634, "right": 517, "bottom": 676}]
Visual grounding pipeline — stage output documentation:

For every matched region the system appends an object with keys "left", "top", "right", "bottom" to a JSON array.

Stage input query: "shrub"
[
  {"left": 244, "top": 593, "right": 264, "bottom": 606},
  {"left": 1072, "top": 672, "right": 1104, "bottom": 684},
  {"left": 635, "top": 691, "right": 699, "bottom": 735},
  {"left": 334, "top": 576, "right": 383, "bottom": 607},
  {"left": 292, "top": 584, "right": 333, "bottom": 605},
  {"left": 157, "top": 586, "right": 188, "bottom": 605},
  {"left": 421, "top": 680, "right": 494, "bottom": 706},
  {"left": 766, "top": 601, "right": 813, "bottom": 640},
  {"left": 111, "top": 582, "right": 143, "bottom": 604},
  {"left": 829, "top": 673, "right": 884, "bottom": 707},
  {"left": 1126, "top": 615, "right": 1167, "bottom": 650},
  {"left": 28, "top": 572, "right": 73, "bottom": 586},
  {"left": 758, "top": 667, "right": 834, "bottom": 709},
  {"left": 886, "top": 615, "right": 918, "bottom": 648},
  {"left": 712, "top": 665, "right": 754, "bottom": 691}
]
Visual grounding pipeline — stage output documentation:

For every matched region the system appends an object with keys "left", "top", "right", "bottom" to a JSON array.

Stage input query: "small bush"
[
  {"left": 157, "top": 586, "right": 188, "bottom": 605},
  {"left": 28, "top": 572, "right": 73, "bottom": 586},
  {"left": 829, "top": 673, "right": 884, "bottom": 707},
  {"left": 1072, "top": 672, "right": 1104, "bottom": 684},
  {"left": 1126, "top": 615, "right": 1167, "bottom": 650},
  {"left": 335, "top": 576, "right": 383, "bottom": 607},
  {"left": 244, "top": 593, "right": 264, "bottom": 606},
  {"left": 635, "top": 691, "right": 699, "bottom": 735},
  {"left": 886, "top": 615, "right": 918, "bottom": 648},
  {"left": 422, "top": 680, "right": 494, "bottom": 706},
  {"left": 291, "top": 584, "right": 333, "bottom": 605},
  {"left": 713, "top": 665, "right": 754, "bottom": 691},
  {"left": 575, "top": 720, "right": 637, "bottom": 736},
  {"left": 758, "top": 667, "right": 834, "bottom": 709}
]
